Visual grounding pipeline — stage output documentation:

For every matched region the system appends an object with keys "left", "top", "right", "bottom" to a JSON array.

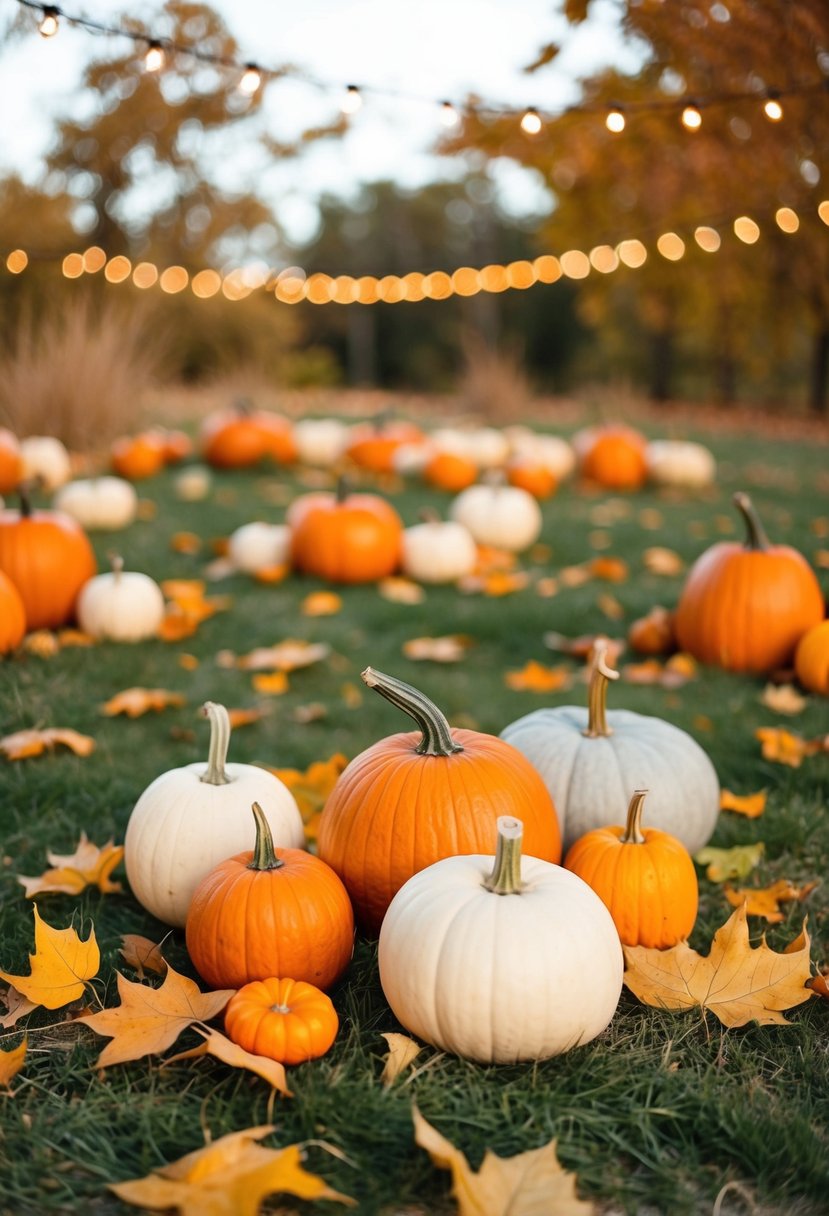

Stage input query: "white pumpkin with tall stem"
[
  {"left": 76, "top": 554, "right": 165, "bottom": 642},
  {"left": 124, "top": 701, "right": 305, "bottom": 927},
  {"left": 378, "top": 815, "right": 623, "bottom": 1063}
]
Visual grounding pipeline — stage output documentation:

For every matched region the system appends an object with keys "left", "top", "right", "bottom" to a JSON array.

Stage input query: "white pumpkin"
[
  {"left": 228, "top": 521, "right": 291, "bottom": 574},
  {"left": 124, "top": 701, "right": 305, "bottom": 927},
  {"left": 501, "top": 640, "right": 720, "bottom": 854},
  {"left": 505, "top": 428, "right": 576, "bottom": 481},
  {"left": 393, "top": 441, "right": 434, "bottom": 476},
  {"left": 431, "top": 426, "right": 509, "bottom": 469},
  {"left": 76, "top": 556, "right": 165, "bottom": 642},
  {"left": 20, "top": 435, "right": 72, "bottom": 491},
  {"left": 54, "top": 476, "right": 138, "bottom": 530},
  {"left": 401, "top": 516, "right": 477, "bottom": 584},
  {"left": 449, "top": 482, "right": 542, "bottom": 552},
  {"left": 379, "top": 816, "right": 623, "bottom": 1063},
  {"left": 293, "top": 418, "right": 349, "bottom": 467},
  {"left": 646, "top": 440, "right": 716, "bottom": 488},
  {"left": 174, "top": 465, "right": 212, "bottom": 501}
]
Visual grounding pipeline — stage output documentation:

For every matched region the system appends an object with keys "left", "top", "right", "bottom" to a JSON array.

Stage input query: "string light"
[
  {"left": 763, "top": 95, "right": 783, "bottom": 121},
  {"left": 681, "top": 103, "right": 702, "bottom": 130},
  {"left": 144, "top": 40, "right": 165, "bottom": 72},
  {"left": 520, "top": 106, "right": 542, "bottom": 136},
  {"left": 341, "top": 84, "right": 363, "bottom": 114},
  {"left": 439, "top": 100, "right": 460, "bottom": 129},
  {"left": 605, "top": 106, "right": 626, "bottom": 134},
  {"left": 38, "top": 4, "right": 59, "bottom": 36},
  {"left": 238, "top": 63, "right": 262, "bottom": 96}
]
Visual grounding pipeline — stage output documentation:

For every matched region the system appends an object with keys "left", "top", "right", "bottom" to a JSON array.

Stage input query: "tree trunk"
[
  {"left": 346, "top": 307, "right": 377, "bottom": 386},
  {"left": 650, "top": 329, "right": 674, "bottom": 402},
  {"left": 810, "top": 325, "right": 829, "bottom": 415}
]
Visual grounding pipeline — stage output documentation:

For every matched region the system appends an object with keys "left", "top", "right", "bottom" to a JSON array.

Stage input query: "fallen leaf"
[
  {"left": 694, "top": 843, "right": 765, "bottom": 883},
  {"left": 589, "top": 556, "right": 628, "bottom": 582},
  {"left": 204, "top": 557, "right": 237, "bottom": 581},
  {"left": 136, "top": 498, "right": 157, "bottom": 520},
  {"left": 252, "top": 563, "right": 289, "bottom": 584},
  {"left": 237, "top": 640, "right": 331, "bottom": 672},
  {"left": 621, "top": 659, "right": 665, "bottom": 686},
  {"left": 558, "top": 564, "right": 592, "bottom": 588},
  {"left": 638, "top": 508, "right": 664, "bottom": 530},
  {"left": 755, "top": 727, "right": 823, "bottom": 767},
  {"left": 596, "top": 592, "right": 624, "bottom": 620},
  {"left": 693, "top": 714, "right": 714, "bottom": 732},
  {"left": 21, "top": 630, "right": 60, "bottom": 657},
  {"left": 101, "top": 689, "right": 186, "bottom": 718},
  {"left": 543, "top": 632, "right": 623, "bottom": 661},
  {"left": 482, "top": 571, "right": 530, "bottom": 597},
  {"left": 251, "top": 671, "right": 290, "bottom": 696},
  {"left": 77, "top": 964, "right": 234, "bottom": 1068},
  {"left": 536, "top": 577, "right": 559, "bottom": 598},
  {"left": 760, "top": 684, "right": 808, "bottom": 716},
  {"left": 623, "top": 903, "right": 815, "bottom": 1028},
  {"left": 177, "top": 653, "right": 199, "bottom": 671},
  {"left": 165, "top": 1026, "right": 292, "bottom": 1096},
  {"left": 341, "top": 682, "right": 363, "bottom": 708},
  {"left": 378, "top": 576, "right": 425, "bottom": 604},
  {"left": 301, "top": 591, "right": 342, "bottom": 616},
  {"left": 528, "top": 543, "right": 552, "bottom": 563},
  {"left": 413, "top": 1105, "right": 594, "bottom": 1215},
  {"left": 110, "top": 1126, "right": 354, "bottom": 1214},
  {"left": 292, "top": 703, "right": 328, "bottom": 724},
  {"left": 160, "top": 578, "right": 206, "bottom": 602},
  {"left": 0, "top": 905, "right": 100, "bottom": 1011},
  {"left": 815, "top": 548, "right": 829, "bottom": 569},
  {"left": 505, "top": 661, "right": 573, "bottom": 693},
  {"left": 642, "top": 547, "right": 685, "bottom": 576},
  {"left": 664, "top": 652, "right": 698, "bottom": 680},
  {"left": 18, "top": 834, "right": 124, "bottom": 898},
  {"left": 56, "top": 628, "right": 95, "bottom": 648},
  {"left": 724, "top": 880, "right": 820, "bottom": 923},
  {"left": 0, "top": 986, "right": 37, "bottom": 1027},
  {"left": 403, "top": 635, "right": 471, "bottom": 663},
  {"left": 380, "top": 1033, "right": 422, "bottom": 1086},
  {"left": 169, "top": 531, "right": 202, "bottom": 555},
  {"left": 0, "top": 728, "right": 96, "bottom": 761},
  {"left": 0, "top": 1036, "right": 26, "bottom": 1091},
  {"left": 226, "top": 707, "right": 271, "bottom": 729},
  {"left": 119, "top": 935, "right": 168, "bottom": 979},
  {"left": 587, "top": 529, "right": 612, "bottom": 551},
  {"left": 270, "top": 755, "right": 349, "bottom": 843},
  {"left": 159, "top": 583, "right": 231, "bottom": 642},
  {"left": 473, "top": 545, "right": 516, "bottom": 574},
  {"left": 807, "top": 975, "right": 829, "bottom": 1000},
  {"left": 720, "top": 790, "right": 767, "bottom": 819}
]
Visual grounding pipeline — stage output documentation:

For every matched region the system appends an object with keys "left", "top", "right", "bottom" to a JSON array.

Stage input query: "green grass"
[{"left": 1, "top": 416, "right": 829, "bottom": 1215}]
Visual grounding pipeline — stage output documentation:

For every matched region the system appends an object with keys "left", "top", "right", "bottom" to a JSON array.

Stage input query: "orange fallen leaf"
[
  {"left": 378, "top": 576, "right": 425, "bottom": 604},
  {"left": 587, "top": 528, "right": 612, "bottom": 551},
  {"left": 0, "top": 727, "right": 96, "bottom": 761},
  {"left": 664, "top": 652, "right": 698, "bottom": 680},
  {"left": 301, "top": 591, "right": 343, "bottom": 616},
  {"left": 760, "top": 684, "right": 808, "bottom": 716},
  {"left": 18, "top": 834, "right": 124, "bottom": 898},
  {"left": 720, "top": 789, "right": 767, "bottom": 819},
  {"left": 101, "top": 688, "right": 186, "bottom": 718},
  {"left": 544, "top": 632, "right": 624, "bottom": 661},
  {"left": 169, "top": 531, "right": 202, "bottom": 555},
  {"left": 0, "top": 905, "right": 100, "bottom": 1011},
  {"left": 160, "top": 578, "right": 206, "bottom": 602},
  {"left": 693, "top": 714, "right": 714, "bottom": 732},
  {"left": 813, "top": 548, "right": 829, "bottom": 569},
  {"left": 724, "top": 880, "right": 820, "bottom": 923},
  {"left": 505, "top": 661, "right": 573, "bottom": 693},
  {"left": 56, "top": 628, "right": 95, "bottom": 648},
  {"left": 807, "top": 974, "right": 829, "bottom": 1000},
  {"left": 341, "top": 682, "right": 363, "bottom": 709},
  {"left": 482, "top": 570, "right": 530, "bottom": 597},
  {"left": 226, "top": 706, "right": 271, "bottom": 729},
  {"left": 380, "top": 1033, "right": 422, "bottom": 1087},
  {"left": 403, "top": 635, "right": 471, "bottom": 663},
  {"left": 136, "top": 498, "right": 156, "bottom": 520},
  {"left": 165, "top": 1026, "right": 292, "bottom": 1096},
  {"left": 292, "top": 703, "right": 328, "bottom": 724},
  {"left": 0, "top": 1036, "right": 27, "bottom": 1092},
  {"left": 120, "top": 935, "right": 168, "bottom": 979},
  {"left": 755, "top": 727, "right": 824, "bottom": 767},
  {"left": 253, "top": 563, "right": 289, "bottom": 584},
  {"left": 21, "top": 630, "right": 60, "bottom": 657},
  {"left": 237, "top": 640, "right": 331, "bottom": 672},
  {"left": 270, "top": 754, "right": 349, "bottom": 843},
  {"left": 642, "top": 547, "right": 685, "bottom": 576},
  {"left": 0, "top": 987, "right": 37, "bottom": 1028},
  {"left": 638, "top": 508, "right": 664, "bottom": 530},
  {"left": 590, "top": 555, "right": 629, "bottom": 582},
  {"left": 597, "top": 592, "right": 624, "bottom": 620},
  {"left": 473, "top": 545, "right": 516, "bottom": 574},
  {"left": 177, "top": 653, "right": 199, "bottom": 671},
  {"left": 536, "top": 577, "right": 559, "bottom": 598},
  {"left": 559, "top": 564, "right": 592, "bottom": 588},
  {"left": 621, "top": 659, "right": 665, "bottom": 685},
  {"left": 251, "top": 671, "right": 289, "bottom": 696}
]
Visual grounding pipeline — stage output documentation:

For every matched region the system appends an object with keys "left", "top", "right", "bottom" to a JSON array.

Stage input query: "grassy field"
[{"left": 1, "top": 411, "right": 828, "bottom": 1215}]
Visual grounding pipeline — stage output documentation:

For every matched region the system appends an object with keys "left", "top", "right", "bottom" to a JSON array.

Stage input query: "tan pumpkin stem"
[
  {"left": 108, "top": 553, "right": 124, "bottom": 581},
  {"left": 200, "top": 701, "right": 231, "bottom": 785},
  {"left": 418, "top": 507, "right": 441, "bottom": 525},
  {"left": 249, "top": 801, "right": 284, "bottom": 870},
  {"left": 483, "top": 816, "right": 524, "bottom": 895},
  {"left": 361, "top": 667, "right": 464, "bottom": 756},
  {"left": 733, "top": 491, "right": 770, "bottom": 551},
  {"left": 620, "top": 789, "right": 649, "bottom": 845},
  {"left": 583, "top": 638, "right": 620, "bottom": 738}
]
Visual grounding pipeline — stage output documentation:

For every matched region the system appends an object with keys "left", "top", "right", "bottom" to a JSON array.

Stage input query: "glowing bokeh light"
[
  {"left": 694, "top": 226, "right": 721, "bottom": 252},
  {"left": 191, "top": 269, "right": 221, "bottom": 297},
  {"left": 6, "top": 250, "right": 28, "bottom": 274},
  {"left": 132, "top": 262, "right": 159, "bottom": 289},
  {"left": 656, "top": 232, "right": 685, "bottom": 261},
  {"left": 775, "top": 207, "right": 799, "bottom": 233},
  {"left": 104, "top": 255, "right": 132, "bottom": 283},
  {"left": 733, "top": 216, "right": 760, "bottom": 244},
  {"left": 589, "top": 245, "right": 619, "bottom": 273},
  {"left": 617, "top": 239, "right": 647, "bottom": 268}
]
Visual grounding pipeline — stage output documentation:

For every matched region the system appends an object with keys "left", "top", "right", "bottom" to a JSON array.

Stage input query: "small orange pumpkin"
[
  {"left": 564, "top": 788, "right": 698, "bottom": 948},
  {"left": 199, "top": 401, "right": 270, "bottom": 469},
  {"left": 186, "top": 802, "right": 354, "bottom": 991},
  {"left": 110, "top": 432, "right": 167, "bottom": 481},
  {"left": 627, "top": 606, "right": 676, "bottom": 656},
  {"left": 506, "top": 457, "right": 558, "bottom": 500},
  {"left": 0, "top": 570, "right": 26, "bottom": 653},
  {"left": 0, "top": 429, "right": 23, "bottom": 495},
  {"left": 795, "top": 620, "right": 829, "bottom": 694},
  {"left": 257, "top": 411, "right": 298, "bottom": 466},
  {"left": 423, "top": 450, "right": 479, "bottom": 492},
  {"left": 157, "top": 428, "right": 194, "bottom": 464},
  {"left": 346, "top": 417, "right": 423, "bottom": 473},
  {"left": 224, "top": 977, "right": 338, "bottom": 1065},
  {"left": 579, "top": 425, "right": 648, "bottom": 491},
  {"left": 290, "top": 479, "right": 403, "bottom": 583}
]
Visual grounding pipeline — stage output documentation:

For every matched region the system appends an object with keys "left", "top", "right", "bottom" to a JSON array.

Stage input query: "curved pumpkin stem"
[
  {"left": 361, "top": 667, "right": 464, "bottom": 756},
  {"left": 248, "top": 801, "right": 284, "bottom": 871},
  {"left": 200, "top": 701, "right": 232, "bottom": 786},
  {"left": 733, "top": 491, "right": 770, "bottom": 551},
  {"left": 619, "top": 789, "right": 649, "bottom": 845},
  {"left": 583, "top": 638, "right": 620, "bottom": 738},
  {"left": 483, "top": 816, "right": 524, "bottom": 895}
]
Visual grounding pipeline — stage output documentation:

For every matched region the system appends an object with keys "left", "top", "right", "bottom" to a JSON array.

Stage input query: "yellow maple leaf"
[
  {"left": 0, "top": 905, "right": 100, "bottom": 1010},
  {"left": 164, "top": 1026, "right": 292, "bottom": 1096},
  {"left": 18, "top": 833, "right": 124, "bottom": 898},
  {"left": 504, "top": 661, "right": 573, "bottom": 693},
  {"left": 101, "top": 688, "right": 187, "bottom": 718},
  {"left": 119, "top": 935, "right": 168, "bottom": 979},
  {"left": 78, "top": 964, "right": 234, "bottom": 1068},
  {"left": 724, "top": 879, "right": 820, "bottom": 923},
  {"left": 301, "top": 591, "right": 343, "bottom": 616},
  {"left": 413, "top": 1106, "right": 594, "bottom": 1215},
  {"left": 755, "top": 727, "right": 824, "bottom": 767},
  {"left": 380, "top": 1033, "right": 422, "bottom": 1087},
  {"left": 720, "top": 789, "right": 767, "bottom": 819},
  {"left": 110, "top": 1126, "right": 354, "bottom": 1214},
  {"left": 0, "top": 1036, "right": 26, "bottom": 1091},
  {"left": 0, "top": 728, "right": 96, "bottom": 761},
  {"left": 623, "top": 903, "right": 815, "bottom": 1028}
]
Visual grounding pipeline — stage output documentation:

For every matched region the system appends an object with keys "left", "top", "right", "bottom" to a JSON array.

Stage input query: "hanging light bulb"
[
  {"left": 238, "top": 63, "right": 262, "bottom": 95},
  {"left": 439, "top": 100, "right": 460, "bottom": 128},
  {"left": 763, "top": 93, "right": 783, "bottom": 121},
  {"left": 520, "top": 106, "right": 542, "bottom": 136},
  {"left": 341, "top": 84, "right": 363, "bottom": 114},
  {"left": 606, "top": 106, "right": 626, "bottom": 133},
  {"left": 38, "top": 6, "right": 59, "bottom": 37},
  {"left": 681, "top": 102, "right": 702, "bottom": 130},
  {"left": 144, "top": 40, "right": 165, "bottom": 72}
]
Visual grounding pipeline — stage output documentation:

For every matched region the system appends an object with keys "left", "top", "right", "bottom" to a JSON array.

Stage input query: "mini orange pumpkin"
[
  {"left": 290, "top": 479, "right": 403, "bottom": 583},
  {"left": 675, "top": 492, "right": 824, "bottom": 673},
  {"left": 199, "top": 401, "right": 270, "bottom": 469},
  {"left": 627, "top": 606, "right": 676, "bottom": 656},
  {"left": 346, "top": 417, "right": 423, "bottom": 473},
  {"left": 423, "top": 450, "right": 479, "bottom": 492},
  {"left": 110, "top": 432, "right": 167, "bottom": 481},
  {"left": 563, "top": 788, "right": 698, "bottom": 948},
  {"left": 579, "top": 425, "right": 648, "bottom": 491},
  {"left": 0, "top": 570, "right": 26, "bottom": 653},
  {"left": 506, "top": 457, "right": 558, "bottom": 500},
  {"left": 224, "top": 977, "right": 338, "bottom": 1065},
  {"left": 795, "top": 620, "right": 829, "bottom": 694},
  {"left": 0, "top": 429, "right": 23, "bottom": 495}
]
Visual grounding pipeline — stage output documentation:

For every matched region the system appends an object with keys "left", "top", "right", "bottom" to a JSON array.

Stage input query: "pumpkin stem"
[
  {"left": 17, "top": 482, "right": 36, "bottom": 518},
  {"left": 418, "top": 507, "right": 441, "bottom": 525},
  {"left": 733, "top": 491, "right": 770, "bottom": 551},
  {"left": 620, "top": 789, "right": 649, "bottom": 845},
  {"left": 335, "top": 475, "right": 350, "bottom": 504},
  {"left": 108, "top": 553, "right": 124, "bottom": 582},
  {"left": 583, "top": 638, "right": 620, "bottom": 738},
  {"left": 483, "top": 816, "right": 524, "bottom": 895},
  {"left": 248, "top": 801, "right": 284, "bottom": 870},
  {"left": 200, "top": 701, "right": 232, "bottom": 785},
  {"left": 234, "top": 396, "right": 253, "bottom": 417},
  {"left": 361, "top": 667, "right": 464, "bottom": 756}
]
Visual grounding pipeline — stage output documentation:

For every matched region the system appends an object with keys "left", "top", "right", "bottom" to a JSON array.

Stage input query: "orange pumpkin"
[
  {"left": 795, "top": 620, "right": 829, "bottom": 694},
  {"left": 317, "top": 667, "right": 562, "bottom": 935},
  {"left": 0, "top": 429, "right": 23, "bottom": 495},
  {"left": 579, "top": 425, "right": 648, "bottom": 491},
  {"left": 199, "top": 402, "right": 270, "bottom": 469},
  {"left": 0, "top": 570, "right": 26, "bottom": 653},
  {"left": 186, "top": 802, "right": 354, "bottom": 991},
  {"left": 157, "top": 428, "right": 194, "bottom": 464},
  {"left": 257, "top": 411, "right": 298, "bottom": 466},
  {"left": 564, "top": 789, "right": 698, "bottom": 948},
  {"left": 346, "top": 418, "right": 423, "bottom": 473},
  {"left": 423, "top": 450, "right": 479, "bottom": 492},
  {"left": 110, "top": 432, "right": 167, "bottom": 481},
  {"left": 506, "top": 457, "right": 558, "bottom": 500},
  {"left": 0, "top": 491, "right": 97, "bottom": 630},
  {"left": 224, "top": 977, "right": 338, "bottom": 1065},
  {"left": 674, "top": 492, "right": 824, "bottom": 673},
  {"left": 290, "top": 480, "right": 403, "bottom": 583},
  {"left": 627, "top": 606, "right": 676, "bottom": 656}
]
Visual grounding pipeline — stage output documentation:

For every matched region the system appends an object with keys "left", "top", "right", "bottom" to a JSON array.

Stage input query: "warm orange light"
[
  {"left": 520, "top": 107, "right": 542, "bottom": 136},
  {"left": 733, "top": 216, "right": 760, "bottom": 244},
  {"left": 341, "top": 85, "right": 363, "bottom": 114},
  {"left": 401, "top": 272, "right": 426, "bottom": 302},
  {"left": 238, "top": 64, "right": 262, "bottom": 95},
  {"left": 144, "top": 41, "right": 165, "bottom": 72},
  {"left": 560, "top": 250, "right": 590, "bottom": 279},
  {"left": 589, "top": 245, "right": 618, "bottom": 273},
  {"left": 274, "top": 276, "right": 305, "bottom": 303},
  {"left": 818, "top": 201, "right": 829, "bottom": 226},
  {"left": 694, "top": 226, "right": 721, "bottom": 253},
  {"left": 533, "top": 255, "right": 561, "bottom": 284},
  {"left": 505, "top": 260, "right": 536, "bottom": 290},
  {"left": 38, "top": 7, "right": 59, "bottom": 37},
  {"left": 617, "top": 239, "right": 647, "bottom": 268},
  {"left": 62, "top": 253, "right": 84, "bottom": 278},
  {"left": 104, "top": 255, "right": 132, "bottom": 283},
  {"left": 191, "top": 269, "right": 221, "bottom": 298},
  {"left": 656, "top": 232, "right": 685, "bottom": 261},
  {"left": 775, "top": 207, "right": 799, "bottom": 233},
  {"left": 332, "top": 275, "right": 359, "bottom": 305},
  {"left": 423, "top": 270, "right": 452, "bottom": 300},
  {"left": 132, "top": 262, "right": 159, "bottom": 289},
  {"left": 606, "top": 108, "right": 625, "bottom": 134},
  {"left": 681, "top": 104, "right": 702, "bottom": 130},
  {"left": 480, "top": 264, "right": 509, "bottom": 293},
  {"left": 451, "top": 266, "right": 482, "bottom": 296},
  {"left": 304, "top": 273, "right": 335, "bottom": 305},
  {"left": 378, "top": 275, "right": 405, "bottom": 303},
  {"left": 763, "top": 98, "right": 783, "bottom": 122},
  {"left": 6, "top": 250, "right": 29, "bottom": 274},
  {"left": 159, "top": 266, "right": 189, "bottom": 294},
  {"left": 82, "top": 246, "right": 106, "bottom": 273}
]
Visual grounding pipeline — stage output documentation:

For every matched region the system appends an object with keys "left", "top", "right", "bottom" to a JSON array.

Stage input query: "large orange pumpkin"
[
  {"left": 795, "top": 620, "right": 829, "bottom": 694},
  {"left": 346, "top": 417, "right": 424, "bottom": 473},
  {"left": 579, "top": 425, "right": 648, "bottom": 491},
  {"left": 290, "top": 480, "right": 402, "bottom": 583},
  {"left": 563, "top": 789, "right": 698, "bottom": 948},
  {"left": 186, "top": 802, "right": 354, "bottom": 991},
  {"left": 0, "top": 491, "right": 97, "bottom": 630},
  {"left": 674, "top": 492, "right": 824, "bottom": 672},
  {"left": 199, "top": 401, "right": 271, "bottom": 469},
  {"left": 110, "top": 432, "right": 167, "bottom": 481},
  {"left": 317, "top": 667, "right": 562, "bottom": 935},
  {"left": 0, "top": 570, "right": 26, "bottom": 653},
  {"left": 0, "top": 429, "right": 23, "bottom": 495}
]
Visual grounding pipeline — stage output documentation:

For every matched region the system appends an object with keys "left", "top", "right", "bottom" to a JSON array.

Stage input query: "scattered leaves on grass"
[
  {"left": 120, "top": 935, "right": 168, "bottom": 979},
  {"left": 623, "top": 903, "right": 815, "bottom": 1028},
  {"left": 18, "top": 834, "right": 124, "bottom": 898},
  {"left": 302, "top": 591, "right": 343, "bottom": 616},
  {"left": 535, "top": 576, "right": 559, "bottom": 598},
  {"left": 558, "top": 564, "right": 592, "bottom": 588},
  {"left": 0, "top": 906, "right": 99, "bottom": 1010},
  {"left": 178, "top": 653, "right": 199, "bottom": 671},
  {"left": 755, "top": 727, "right": 825, "bottom": 767},
  {"left": 251, "top": 671, "right": 289, "bottom": 696},
  {"left": 169, "top": 531, "right": 202, "bottom": 555},
  {"left": 159, "top": 581, "right": 232, "bottom": 641},
  {"left": 380, "top": 1033, "right": 422, "bottom": 1086},
  {"left": 814, "top": 548, "right": 829, "bottom": 569},
  {"left": 0, "top": 1036, "right": 26, "bottom": 1091},
  {"left": 165, "top": 1026, "right": 292, "bottom": 1096},
  {"left": 271, "top": 754, "right": 349, "bottom": 831},
  {"left": 101, "top": 688, "right": 186, "bottom": 718},
  {"left": 378, "top": 576, "right": 425, "bottom": 603},
  {"left": 237, "top": 640, "right": 331, "bottom": 672},
  {"left": 759, "top": 684, "right": 808, "bottom": 715},
  {"left": 473, "top": 545, "right": 516, "bottom": 574},
  {"left": 720, "top": 789, "right": 767, "bottom": 819},
  {"left": 403, "top": 635, "right": 471, "bottom": 663},
  {"left": 413, "top": 1106, "right": 594, "bottom": 1215},
  {"left": 226, "top": 706, "right": 270, "bottom": 729},
  {"left": 589, "top": 555, "right": 628, "bottom": 582},
  {"left": 642, "top": 547, "right": 685, "bottom": 576},
  {"left": 77, "top": 965, "right": 234, "bottom": 1068},
  {"left": 110, "top": 1125, "right": 354, "bottom": 1214},
  {"left": 21, "top": 630, "right": 60, "bottom": 657},
  {"left": 341, "top": 682, "right": 363, "bottom": 708},
  {"left": 694, "top": 843, "right": 765, "bottom": 882},
  {"left": 807, "top": 974, "right": 829, "bottom": 1001},
  {"left": 0, "top": 727, "right": 95, "bottom": 761},
  {"left": 622, "top": 654, "right": 697, "bottom": 689},
  {"left": 292, "top": 702, "right": 328, "bottom": 724},
  {"left": 544, "top": 632, "right": 624, "bottom": 662},
  {"left": 505, "top": 661, "right": 572, "bottom": 693},
  {"left": 724, "top": 879, "right": 820, "bottom": 923}
]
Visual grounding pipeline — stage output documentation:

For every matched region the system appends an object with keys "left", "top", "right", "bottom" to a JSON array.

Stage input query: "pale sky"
[{"left": 0, "top": 0, "right": 639, "bottom": 243}]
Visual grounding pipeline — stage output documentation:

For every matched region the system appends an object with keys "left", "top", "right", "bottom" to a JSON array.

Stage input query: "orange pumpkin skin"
[
  {"left": 199, "top": 407, "right": 270, "bottom": 469},
  {"left": 158, "top": 428, "right": 194, "bottom": 464},
  {"left": 506, "top": 459, "right": 558, "bottom": 500},
  {"left": 110, "top": 433, "right": 167, "bottom": 481},
  {"left": 186, "top": 841, "right": 354, "bottom": 992},
  {"left": 0, "top": 429, "right": 23, "bottom": 495},
  {"left": 224, "top": 977, "right": 338, "bottom": 1065},
  {"left": 0, "top": 570, "right": 26, "bottom": 653},
  {"left": 346, "top": 421, "right": 423, "bottom": 473},
  {"left": 0, "top": 502, "right": 97, "bottom": 630},
  {"left": 795, "top": 620, "right": 829, "bottom": 694},
  {"left": 291, "top": 491, "right": 403, "bottom": 584},
  {"left": 563, "top": 791, "right": 698, "bottom": 948},
  {"left": 580, "top": 426, "right": 648, "bottom": 491},
  {"left": 257, "top": 412, "right": 298, "bottom": 466},
  {"left": 627, "top": 606, "right": 676, "bottom": 656},
  {"left": 424, "top": 451, "right": 478, "bottom": 492},
  {"left": 675, "top": 493, "right": 824, "bottom": 673}
]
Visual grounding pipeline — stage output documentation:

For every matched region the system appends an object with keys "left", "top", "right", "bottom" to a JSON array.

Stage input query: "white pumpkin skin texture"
[
  {"left": 293, "top": 418, "right": 349, "bottom": 466},
  {"left": 54, "top": 477, "right": 138, "bottom": 530},
  {"left": 401, "top": 518, "right": 477, "bottom": 583},
  {"left": 76, "top": 557, "right": 165, "bottom": 642},
  {"left": 501, "top": 641, "right": 719, "bottom": 854},
  {"left": 124, "top": 702, "right": 305, "bottom": 928},
  {"left": 20, "top": 435, "right": 72, "bottom": 491},
  {"left": 646, "top": 440, "right": 716, "bottom": 489},
  {"left": 378, "top": 817, "right": 623, "bottom": 1063},
  {"left": 228, "top": 522, "right": 291, "bottom": 574},
  {"left": 449, "top": 484, "right": 542, "bottom": 552}
]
